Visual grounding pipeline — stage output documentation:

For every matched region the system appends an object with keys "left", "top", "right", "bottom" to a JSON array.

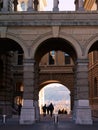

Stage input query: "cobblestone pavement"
[{"left": 0, "top": 115, "right": 98, "bottom": 130}]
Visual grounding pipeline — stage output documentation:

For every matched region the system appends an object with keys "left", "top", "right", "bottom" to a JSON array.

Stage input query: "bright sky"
[{"left": 45, "top": 0, "right": 75, "bottom": 11}]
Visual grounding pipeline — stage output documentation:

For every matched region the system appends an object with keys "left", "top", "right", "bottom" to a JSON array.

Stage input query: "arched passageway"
[
  {"left": 39, "top": 83, "right": 71, "bottom": 115},
  {"left": 0, "top": 38, "right": 24, "bottom": 116},
  {"left": 31, "top": 37, "right": 76, "bottom": 122},
  {"left": 25, "top": 36, "right": 91, "bottom": 125},
  {"left": 16, "top": 33, "right": 93, "bottom": 125}
]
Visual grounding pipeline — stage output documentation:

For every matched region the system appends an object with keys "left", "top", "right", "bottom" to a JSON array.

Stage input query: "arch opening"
[
  {"left": 39, "top": 83, "right": 71, "bottom": 118},
  {"left": 0, "top": 38, "right": 24, "bottom": 116},
  {"left": 34, "top": 37, "right": 77, "bottom": 64},
  {"left": 33, "top": 37, "right": 77, "bottom": 121}
]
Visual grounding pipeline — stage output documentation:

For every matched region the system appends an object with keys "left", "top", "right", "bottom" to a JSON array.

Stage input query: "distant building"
[{"left": 84, "top": 0, "right": 97, "bottom": 10}]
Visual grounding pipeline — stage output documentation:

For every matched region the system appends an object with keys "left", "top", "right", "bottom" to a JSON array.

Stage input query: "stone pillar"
[
  {"left": 74, "top": 0, "right": 84, "bottom": 11},
  {"left": 73, "top": 59, "right": 93, "bottom": 124},
  {"left": 19, "top": 59, "right": 35, "bottom": 124},
  {"left": 34, "top": 100, "right": 40, "bottom": 121},
  {"left": 96, "top": 0, "right": 98, "bottom": 10},
  {"left": 33, "top": 63, "right": 40, "bottom": 121},
  {"left": 1, "top": 0, "right": 9, "bottom": 12},
  {"left": 27, "top": 0, "right": 34, "bottom": 11},
  {"left": 53, "top": 0, "right": 59, "bottom": 12}
]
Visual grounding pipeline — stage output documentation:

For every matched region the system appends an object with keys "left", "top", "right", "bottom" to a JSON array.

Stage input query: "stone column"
[
  {"left": 33, "top": 63, "right": 40, "bottom": 121},
  {"left": 53, "top": 0, "right": 59, "bottom": 12},
  {"left": 1, "top": 0, "right": 9, "bottom": 12},
  {"left": 27, "top": 0, "right": 34, "bottom": 11},
  {"left": 96, "top": 0, "right": 98, "bottom": 10},
  {"left": 73, "top": 59, "right": 93, "bottom": 124},
  {"left": 34, "top": 100, "right": 40, "bottom": 121},
  {"left": 19, "top": 59, "right": 35, "bottom": 124},
  {"left": 74, "top": 0, "right": 84, "bottom": 11}
]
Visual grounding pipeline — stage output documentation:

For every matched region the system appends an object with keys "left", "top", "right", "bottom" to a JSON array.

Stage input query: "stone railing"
[{"left": 1, "top": 0, "right": 97, "bottom": 12}]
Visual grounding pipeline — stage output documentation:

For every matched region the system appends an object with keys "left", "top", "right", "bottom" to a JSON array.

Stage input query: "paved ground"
[{"left": 0, "top": 114, "right": 98, "bottom": 130}]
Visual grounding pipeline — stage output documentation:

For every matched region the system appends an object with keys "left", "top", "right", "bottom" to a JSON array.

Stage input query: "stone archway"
[
  {"left": 34, "top": 38, "right": 77, "bottom": 121},
  {"left": 85, "top": 35, "right": 98, "bottom": 56},
  {"left": 39, "top": 82, "right": 71, "bottom": 116},
  {"left": 32, "top": 36, "right": 93, "bottom": 124},
  {"left": 32, "top": 33, "right": 82, "bottom": 59},
  {"left": 0, "top": 37, "right": 24, "bottom": 116}
]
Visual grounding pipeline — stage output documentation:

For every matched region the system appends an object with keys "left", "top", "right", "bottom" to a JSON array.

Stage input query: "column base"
[
  {"left": 53, "top": 7, "right": 59, "bottom": 12},
  {"left": 78, "top": 7, "right": 85, "bottom": 11},
  {"left": 73, "top": 100, "right": 93, "bottom": 125},
  {"left": 27, "top": 7, "right": 34, "bottom": 12},
  {"left": 1, "top": 8, "right": 8, "bottom": 12},
  {"left": 19, "top": 100, "right": 35, "bottom": 125},
  {"left": 34, "top": 101, "right": 40, "bottom": 122}
]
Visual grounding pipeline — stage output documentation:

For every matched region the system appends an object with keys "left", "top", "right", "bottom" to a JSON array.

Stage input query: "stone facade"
[{"left": 1, "top": 0, "right": 98, "bottom": 125}]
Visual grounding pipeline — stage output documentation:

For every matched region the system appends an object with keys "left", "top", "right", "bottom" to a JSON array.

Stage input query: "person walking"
[
  {"left": 49, "top": 103, "right": 54, "bottom": 117},
  {"left": 18, "top": 103, "right": 22, "bottom": 116},
  {"left": 42, "top": 104, "right": 47, "bottom": 116}
]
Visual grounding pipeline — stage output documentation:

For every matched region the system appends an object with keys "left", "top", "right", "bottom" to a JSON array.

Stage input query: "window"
[
  {"left": 64, "top": 53, "right": 70, "bottom": 64},
  {"left": 18, "top": 54, "right": 23, "bottom": 65},
  {"left": 49, "top": 51, "right": 55, "bottom": 65}
]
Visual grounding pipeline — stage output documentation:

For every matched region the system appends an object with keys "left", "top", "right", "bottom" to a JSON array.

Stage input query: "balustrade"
[{"left": 0, "top": 0, "right": 98, "bottom": 12}]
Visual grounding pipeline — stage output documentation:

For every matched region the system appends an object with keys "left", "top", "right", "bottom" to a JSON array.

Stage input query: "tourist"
[
  {"left": 42, "top": 104, "right": 47, "bottom": 116},
  {"left": 49, "top": 103, "right": 54, "bottom": 117}
]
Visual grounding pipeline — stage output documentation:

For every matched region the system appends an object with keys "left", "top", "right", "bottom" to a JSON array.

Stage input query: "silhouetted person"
[
  {"left": 42, "top": 104, "right": 47, "bottom": 116},
  {"left": 64, "top": 110, "right": 67, "bottom": 114},
  {"left": 46, "top": 105, "right": 50, "bottom": 115},
  {"left": 18, "top": 103, "right": 22, "bottom": 116},
  {"left": 49, "top": 103, "right": 54, "bottom": 117}
]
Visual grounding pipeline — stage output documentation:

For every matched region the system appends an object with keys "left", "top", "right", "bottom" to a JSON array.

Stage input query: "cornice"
[{"left": 0, "top": 11, "right": 98, "bottom": 26}]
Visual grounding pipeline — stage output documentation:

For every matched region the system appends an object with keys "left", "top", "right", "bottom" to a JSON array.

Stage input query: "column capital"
[{"left": 76, "top": 59, "right": 89, "bottom": 64}]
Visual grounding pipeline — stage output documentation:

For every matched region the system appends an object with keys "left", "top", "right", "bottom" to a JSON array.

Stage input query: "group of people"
[
  {"left": 42, "top": 103, "right": 54, "bottom": 117},
  {"left": 58, "top": 109, "right": 67, "bottom": 114}
]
